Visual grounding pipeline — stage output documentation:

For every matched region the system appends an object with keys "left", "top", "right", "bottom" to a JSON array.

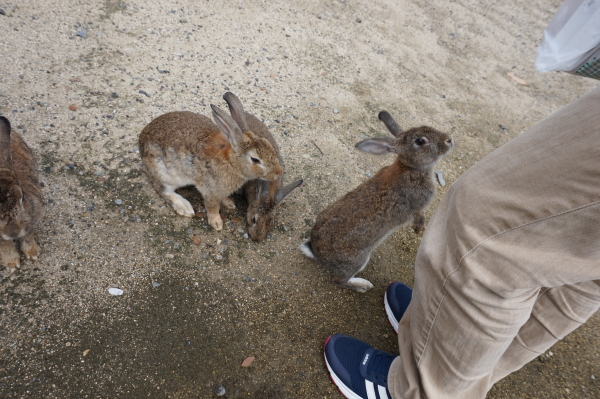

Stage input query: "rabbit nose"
[{"left": 446, "top": 137, "right": 454, "bottom": 148}]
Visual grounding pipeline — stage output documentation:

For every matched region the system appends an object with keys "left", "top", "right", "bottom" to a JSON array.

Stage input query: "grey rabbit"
[
  {"left": 222, "top": 92, "right": 303, "bottom": 241},
  {"left": 0, "top": 116, "right": 42, "bottom": 272},
  {"left": 139, "top": 94, "right": 283, "bottom": 231},
  {"left": 300, "top": 111, "right": 454, "bottom": 292}
]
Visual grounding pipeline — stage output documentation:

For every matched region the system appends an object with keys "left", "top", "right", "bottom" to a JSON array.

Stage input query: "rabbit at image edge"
[
  {"left": 300, "top": 111, "right": 454, "bottom": 292},
  {"left": 0, "top": 116, "right": 42, "bottom": 272},
  {"left": 139, "top": 94, "right": 283, "bottom": 230},
  {"left": 221, "top": 92, "right": 304, "bottom": 241}
]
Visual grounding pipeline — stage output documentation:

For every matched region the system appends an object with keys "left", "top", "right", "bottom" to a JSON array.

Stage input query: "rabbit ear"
[
  {"left": 378, "top": 111, "right": 403, "bottom": 137},
  {"left": 355, "top": 137, "right": 398, "bottom": 154},
  {"left": 274, "top": 179, "right": 304, "bottom": 205},
  {"left": 0, "top": 116, "right": 13, "bottom": 169},
  {"left": 211, "top": 104, "right": 243, "bottom": 149},
  {"left": 223, "top": 92, "right": 249, "bottom": 132},
  {"left": 255, "top": 179, "right": 271, "bottom": 199}
]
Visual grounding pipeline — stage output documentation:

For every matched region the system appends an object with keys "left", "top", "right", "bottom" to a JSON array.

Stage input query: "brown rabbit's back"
[
  {"left": 311, "top": 162, "right": 434, "bottom": 257},
  {"left": 139, "top": 111, "right": 230, "bottom": 159}
]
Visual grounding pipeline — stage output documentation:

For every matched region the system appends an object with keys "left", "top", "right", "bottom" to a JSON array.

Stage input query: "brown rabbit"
[
  {"left": 139, "top": 96, "right": 283, "bottom": 230},
  {"left": 0, "top": 116, "right": 42, "bottom": 272},
  {"left": 221, "top": 92, "right": 303, "bottom": 241},
  {"left": 300, "top": 111, "right": 454, "bottom": 292}
]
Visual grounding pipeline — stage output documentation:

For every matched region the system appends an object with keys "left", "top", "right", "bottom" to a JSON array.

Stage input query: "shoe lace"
[{"left": 367, "top": 352, "right": 395, "bottom": 385}]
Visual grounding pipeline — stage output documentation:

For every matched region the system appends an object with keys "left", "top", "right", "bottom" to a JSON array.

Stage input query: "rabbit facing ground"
[
  {"left": 0, "top": 116, "right": 42, "bottom": 272},
  {"left": 139, "top": 95, "right": 283, "bottom": 230},
  {"left": 300, "top": 111, "right": 453, "bottom": 292},
  {"left": 221, "top": 92, "right": 303, "bottom": 241}
]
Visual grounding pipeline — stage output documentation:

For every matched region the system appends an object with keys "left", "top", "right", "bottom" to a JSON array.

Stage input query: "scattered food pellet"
[
  {"left": 65, "top": 342, "right": 71, "bottom": 347},
  {"left": 192, "top": 236, "right": 201, "bottom": 245},
  {"left": 68, "top": 104, "right": 78, "bottom": 111},
  {"left": 241, "top": 356, "right": 255, "bottom": 367},
  {"left": 82, "top": 349, "right": 90, "bottom": 357},
  {"left": 165, "top": 254, "right": 174, "bottom": 259},
  {"left": 108, "top": 288, "right": 124, "bottom": 296}
]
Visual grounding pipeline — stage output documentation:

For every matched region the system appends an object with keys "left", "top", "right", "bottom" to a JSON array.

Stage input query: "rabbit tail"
[{"left": 300, "top": 240, "right": 316, "bottom": 259}]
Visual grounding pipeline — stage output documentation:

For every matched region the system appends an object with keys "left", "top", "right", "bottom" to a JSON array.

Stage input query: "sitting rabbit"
[
  {"left": 139, "top": 95, "right": 283, "bottom": 230},
  {"left": 221, "top": 92, "right": 303, "bottom": 241},
  {"left": 301, "top": 111, "right": 453, "bottom": 292},
  {"left": 0, "top": 116, "right": 42, "bottom": 272}
]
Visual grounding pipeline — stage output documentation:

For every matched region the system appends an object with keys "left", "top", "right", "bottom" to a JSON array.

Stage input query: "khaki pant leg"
[{"left": 388, "top": 86, "right": 600, "bottom": 399}]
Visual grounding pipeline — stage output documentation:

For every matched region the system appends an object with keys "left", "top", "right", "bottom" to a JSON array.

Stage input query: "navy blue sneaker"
[
  {"left": 324, "top": 334, "right": 396, "bottom": 399},
  {"left": 384, "top": 282, "right": 412, "bottom": 333}
]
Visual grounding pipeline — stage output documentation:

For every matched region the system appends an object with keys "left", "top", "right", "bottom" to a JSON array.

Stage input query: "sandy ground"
[{"left": 0, "top": 0, "right": 598, "bottom": 398}]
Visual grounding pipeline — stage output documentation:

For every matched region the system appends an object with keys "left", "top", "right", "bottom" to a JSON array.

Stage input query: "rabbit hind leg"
[
  {"left": 221, "top": 196, "right": 236, "bottom": 210},
  {"left": 144, "top": 157, "right": 195, "bottom": 217},
  {"left": 331, "top": 256, "right": 374, "bottom": 293}
]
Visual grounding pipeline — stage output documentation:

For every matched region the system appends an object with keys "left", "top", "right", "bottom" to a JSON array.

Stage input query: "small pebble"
[
  {"left": 366, "top": 171, "right": 372, "bottom": 178},
  {"left": 333, "top": 108, "right": 339, "bottom": 114},
  {"left": 0, "top": 9, "right": 5, "bottom": 15},
  {"left": 76, "top": 30, "right": 87, "bottom": 38},
  {"left": 244, "top": 233, "right": 249, "bottom": 239},
  {"left": 192, "top": 236, "right": 201, "bottom": 245},
  {"left": 214, "top": 384, "right": 226, "bottom": 396},
  {"left": 114, "top": 199, "right": 122, "bottom": 205},
  {"left": 139, "top": 90, "right": 150, "bottom": 97},
  {"left": 108, "top": 288, "right": 123, "bottom": 296},
  {"left": 69, "top": 104, "right": 78, "bottom": 111},
  {"left": 152, "top": 282, "right": 161, "bottom": 287}
]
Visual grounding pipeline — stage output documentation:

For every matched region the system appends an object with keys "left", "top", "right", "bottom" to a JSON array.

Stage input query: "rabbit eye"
[
  {"left": 415, "top": 137, "right": 429, "bottom": 146},
  {"left": 250, "top": 157, "right": 262, "bottom": 165},
  {"left": 252, "top": 215, "right": 257, "bottom": 225}
]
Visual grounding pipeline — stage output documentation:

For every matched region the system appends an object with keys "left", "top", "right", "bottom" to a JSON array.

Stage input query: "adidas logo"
[{"left": 362, "top": 353, "right": 370, "bottom": 365}]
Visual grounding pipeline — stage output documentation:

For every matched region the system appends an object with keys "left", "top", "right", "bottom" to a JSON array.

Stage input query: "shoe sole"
[{"left": 384, "top": 287, "right": 399, "bottom": 334}]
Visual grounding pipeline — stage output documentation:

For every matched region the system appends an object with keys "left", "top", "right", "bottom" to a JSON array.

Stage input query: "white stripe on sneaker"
[
  {"left": 365, "top": 381, "right": 377, "bottom": 399},
  {"left": 378, "top": 384, "right": 389, "bottom": 399}
]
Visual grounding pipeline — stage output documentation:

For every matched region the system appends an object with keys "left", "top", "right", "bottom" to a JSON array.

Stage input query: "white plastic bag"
[{"left": 535, "top": 0, "right": 600, "bottom": 73}]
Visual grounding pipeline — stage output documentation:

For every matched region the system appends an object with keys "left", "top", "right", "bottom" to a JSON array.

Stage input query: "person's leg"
[
  {"left": 388, "top": 85, "right": 600, "bottom": 399},
  {"left": 491, "top": 281, "right": 600, "bottom": 383}
]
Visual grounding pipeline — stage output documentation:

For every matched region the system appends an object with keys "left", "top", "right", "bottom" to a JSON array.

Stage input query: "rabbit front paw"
[
  {"left": 208, "top": 213, "right": 224, "bottom": 230},
  {"left": 0, "top": 241, "right": 21, "bottom": 272},
  {"left": 20, "top": 232, "right": 40, "bottom": 261}
]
